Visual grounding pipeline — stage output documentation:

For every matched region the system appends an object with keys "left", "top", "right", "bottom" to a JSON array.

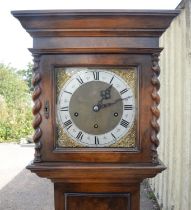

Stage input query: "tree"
[
  {"left": 18, "top": 62, "right": 33, "bottom": 91},
  {"left": 0, "top": 63, "right": 33, "bottom": 142}
]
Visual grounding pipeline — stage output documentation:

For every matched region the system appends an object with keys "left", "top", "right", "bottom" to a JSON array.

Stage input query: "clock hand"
[
  {"left": 99, "top": 98, "right": 122, "bottom": 109},
  {"left": 100, "top": 84, "right": 113, "bottom": 100},
  {"left": 93, "top": 85, "right": 113, "bottom": 112},
  {"left": 93, "top": 96, "right": 132, "bottom": 112},
  {"left": 99, "top": 96, "right": 132, "bottom": 109}
]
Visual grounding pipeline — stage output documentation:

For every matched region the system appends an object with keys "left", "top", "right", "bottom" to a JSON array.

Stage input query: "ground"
[{"left": 0, "top": 143, "right": 159, "bottom": 210}]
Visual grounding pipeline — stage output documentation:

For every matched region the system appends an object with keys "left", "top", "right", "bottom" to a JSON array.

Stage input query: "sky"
[{"left": 0, "top": 0, "right": 181, "bottom": 70}]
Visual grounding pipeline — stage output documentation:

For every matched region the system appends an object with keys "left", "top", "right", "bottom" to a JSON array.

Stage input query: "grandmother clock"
[{"left": 12, "top": 10, "right": 179, "bottom": 210}]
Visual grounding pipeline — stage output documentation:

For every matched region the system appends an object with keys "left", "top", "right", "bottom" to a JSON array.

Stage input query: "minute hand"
[{"left": 99, "top": 96, "right": 130, "bottom": 109}]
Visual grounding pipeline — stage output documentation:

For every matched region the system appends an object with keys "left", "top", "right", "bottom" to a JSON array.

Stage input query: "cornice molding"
[
  {"left": 11, "top": 10, "right": 180, "bottom": 38},
  {"left": 28, "top": 48, "right": 163, "bottom": 54}
]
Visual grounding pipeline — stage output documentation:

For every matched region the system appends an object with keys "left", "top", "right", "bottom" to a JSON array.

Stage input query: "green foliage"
[
  {"left": 0, "top": 63, "right": 33, "bottom": 142},
  {"left": 18, "top": 62, "right": 33, "bottom": 91}
]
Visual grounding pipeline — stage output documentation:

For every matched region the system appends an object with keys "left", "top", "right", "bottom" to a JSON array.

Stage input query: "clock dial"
[
  {"left": 57, "top": 69, "right": 135, "bottom": 147},
  {"left": 70, "top": 80, "right": 123, "bottom": 135}
]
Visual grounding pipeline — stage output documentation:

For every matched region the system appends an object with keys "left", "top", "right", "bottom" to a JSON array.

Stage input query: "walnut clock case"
[{"left": 12, "top": 10, "right": 179, "bottom": 210}]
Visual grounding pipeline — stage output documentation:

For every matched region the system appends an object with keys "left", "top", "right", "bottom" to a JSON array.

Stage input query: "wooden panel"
[
  {"left": 33, "top": 37, "right": 158, "bottom": 49},
  {"left": 65, "top": 193, "right": 131, "bottom": 210},
  {"left": 54, "top": 183, "right": 140, "bottom": 210}
]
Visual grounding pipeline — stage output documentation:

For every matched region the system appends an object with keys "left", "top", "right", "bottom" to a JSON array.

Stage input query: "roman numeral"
[
  {"left": 111, "top": 133, "right": 116, "bottom": 140},
  {"left": 93, "top": 72, "right": 99, "bottom": 80},
  {"left": 95, "top": 136, "right": 99, "bottom": 144},
  {"left": 109, "top": 76, "right": 115, "bottom": 84},
  {"left": 64, "top": 90, "right": 72, "bottom": 95},
  {"left": 76, "top": 131, "right": 83, "bottom": 140},
  {"left": 60, "top": 106, "right": 69, "bottom": 111},
  {"left": 76, "top": 76, "right": 84, "bottom": 84},
  {"left": 124, "top": 105, "right": 133, "bottom": 110},
  {"left": 64, "top": 120, "right": 72, "bottom": 129},
  {"left": 120, "top": 88, "right": 128, "bottom": 95},
  {"left": 120, "top": 119, "right": 129, "bottom": 128}
]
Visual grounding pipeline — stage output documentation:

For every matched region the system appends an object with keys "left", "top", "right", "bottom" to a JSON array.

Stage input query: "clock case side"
[{"left": 30, "top": 52, "right": 160, "bottom": 164}]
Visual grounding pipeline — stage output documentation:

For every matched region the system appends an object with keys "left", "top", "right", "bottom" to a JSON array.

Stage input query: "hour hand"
[
  {"left": 100, "top": 84, "right": 112, "bottom": 100},
  {"left": 93, "top": 85, "right": 113, "bottom": 112}
]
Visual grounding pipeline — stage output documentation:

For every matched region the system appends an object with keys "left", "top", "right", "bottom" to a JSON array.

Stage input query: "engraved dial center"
[{"left": 69, "top": 81, "right": 123, "bottom": 135}]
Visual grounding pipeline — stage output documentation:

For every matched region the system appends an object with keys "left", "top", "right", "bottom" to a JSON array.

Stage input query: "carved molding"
[
  {"left": 32, "top": 54, "right": 42, "bottom": 163},
  {"left": 150, "top": 53, "right": 160, "bottom": 164},
  {"left": 29, "top": 48, "right": 163, "bottom": 55}
]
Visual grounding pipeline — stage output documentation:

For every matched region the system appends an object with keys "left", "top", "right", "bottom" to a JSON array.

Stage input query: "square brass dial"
[{"left": 55, "top": 67, "right": 138, "bottom": 148}]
